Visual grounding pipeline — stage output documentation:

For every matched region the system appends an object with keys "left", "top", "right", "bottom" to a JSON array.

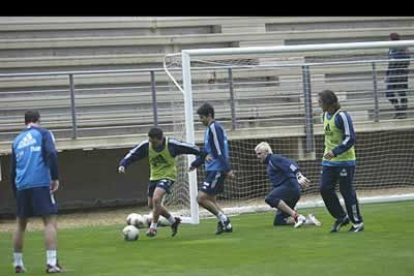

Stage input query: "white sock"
[
  {"left": 167, "top": 216, "right": 176, "bottom": 224},
  {"left": 150, "top": 222, "right": 158, "bottom": 230},
  {"left": 13, "top": 252, "right": 24, "bottom": 267},
  {"left": 217, "top": 212, "right": 228, "bottom": 224},
  {"left": 46, "top": 250, "right": 57, "bottom": 266}
]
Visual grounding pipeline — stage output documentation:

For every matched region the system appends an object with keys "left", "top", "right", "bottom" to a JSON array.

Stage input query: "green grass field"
[{"left": 1, "top": 201, "right": 414, "bottom": 276}]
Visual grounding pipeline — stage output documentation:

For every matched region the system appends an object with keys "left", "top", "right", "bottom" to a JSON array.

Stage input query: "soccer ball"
[
  {"left": 126, "top": 213, "right": 147, "bottom": 229},
  {"left": 122, "top": 225, "right": 139, "bottom": 241},
  {"left": 143, "top": 212, "right": 171, "bottom": 227},
  {"left": 158, "top": 216, "right": 172, "bottom": 226}
]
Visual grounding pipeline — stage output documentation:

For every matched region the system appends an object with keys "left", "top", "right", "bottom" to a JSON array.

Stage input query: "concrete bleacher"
[
  {"left": 0, "top": 16, "right": 414, "bottom": 154},
  {"left": 0, "top": 17, "right": 413, "bottom": 72}
]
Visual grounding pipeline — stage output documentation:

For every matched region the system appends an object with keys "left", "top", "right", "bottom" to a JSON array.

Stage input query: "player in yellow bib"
[
  {"left": 118, "top": 127, "right": 204, "bottom": 237},
  {"left": 318, "top": 90, "right": 364, "bottom": 233}
]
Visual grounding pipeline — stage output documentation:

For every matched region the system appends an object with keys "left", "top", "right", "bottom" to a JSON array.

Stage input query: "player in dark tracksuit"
[
  {"left": 318, "top": 90, "right": 364, "bottom": 233},
  {"left": 10, "top": 110, "right": 63, "bottom": 273},
  {"left": 385, "top": 32, "right": 411, "bottom": 119},
  {"left": 254, "top": 142, "right": 321, "bottom": 228},
  {"left": 190, "top": 102, "right": 235, "bottom": 235}
]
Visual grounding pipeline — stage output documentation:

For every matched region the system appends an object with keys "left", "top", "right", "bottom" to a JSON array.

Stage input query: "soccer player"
[
  {"left": 10, "top": 110, "right": 63, "bottom": 273},
  {"left": 118, "top": 127, "right": 204, "bottom": 237},
  {"left": 318, "top": 90, "right": 364, "bottom": 233},
  {"left": 254, "top": 142, "right": 321, "bottom": 228},
  {"left": 189, "top": 102, "right": 234, "bottom": 235}
]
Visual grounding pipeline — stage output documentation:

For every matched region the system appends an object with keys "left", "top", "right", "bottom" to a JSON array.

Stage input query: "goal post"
[
  {"left": 181, "top": 51, "right": 199, "bottom": 224},
  {"left": 164, "top": 40, "right": 414, "bottom": 224}
]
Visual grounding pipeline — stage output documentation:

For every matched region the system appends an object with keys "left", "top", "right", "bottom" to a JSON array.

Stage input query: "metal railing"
[{"left": 0, "top": 58, "right": 413, "bottom": 147}]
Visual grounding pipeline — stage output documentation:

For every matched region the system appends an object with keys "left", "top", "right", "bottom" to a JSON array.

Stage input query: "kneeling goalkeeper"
[{"left": 254, "top": 142, "right": 321, "bottom": 228}]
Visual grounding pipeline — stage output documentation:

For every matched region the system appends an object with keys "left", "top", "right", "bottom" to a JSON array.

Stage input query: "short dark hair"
[
  {"left": 148, "top": 127, "right": 163, "bottom": 140},
  {"left": 197, "top": 102, "right": 215, "bottom": 118},
  {"left": 24, "top": 110, "right": 40, "bottom": 125},
  {"left": 390, "top": 32, "right": 400, "bottom": 41},
  {"left": 318, "top": 90, "right": 341, "bottom": 111}
]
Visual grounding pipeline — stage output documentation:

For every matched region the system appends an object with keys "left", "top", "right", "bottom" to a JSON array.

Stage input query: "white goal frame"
[{"left": 165, "top": 40, "right": 414, "bottom": 224}]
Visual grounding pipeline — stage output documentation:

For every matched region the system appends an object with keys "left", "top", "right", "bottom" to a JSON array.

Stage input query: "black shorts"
[
  {"left": 199, "top": 171, "right": 227, "bottom": 196},
  {"left": 16, "top": 186, "right": 58, "bottom": 218},
  {"left": 148, "top": 179, "right": 175, "bottom": 198}
]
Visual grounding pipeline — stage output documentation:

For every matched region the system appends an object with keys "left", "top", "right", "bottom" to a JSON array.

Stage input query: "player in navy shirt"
[
  {"left": 190, "top": 103, "right": 234, "bottom": 235},
  {"left": 10, "top": 110, "right": 63, "bottom": 273},
  {"left": 254, "top": 142, "right": 321, "bottom": 228}
]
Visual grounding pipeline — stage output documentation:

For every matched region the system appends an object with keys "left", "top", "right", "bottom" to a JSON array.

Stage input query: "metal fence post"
[
  {"left": 301, "top": 65, "right": 315, "bottom": 153},
  {"left": 69, "top": 74, "right": 77, "bottom": 139},
  {"left": 372, "top": 62, "right": 380, "bottom": 122},
  {"left": 228, "top": 68, "right": 237, "bottom": 130},
  {"left": 150, "top": 71, "right": 158, "bottom": 127}
]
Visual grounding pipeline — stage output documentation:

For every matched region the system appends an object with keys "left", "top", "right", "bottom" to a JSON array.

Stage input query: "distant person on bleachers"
[{"left": 385, "top": 32, "right": 411, "bottom": 119}]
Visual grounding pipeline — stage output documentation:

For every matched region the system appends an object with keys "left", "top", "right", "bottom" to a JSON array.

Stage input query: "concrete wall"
[
  {"left": 1, "top": 129, "right": 413, "bottom": 216},
  {"left": 0, "top": 147, "right": 150, "bottom": 216}
]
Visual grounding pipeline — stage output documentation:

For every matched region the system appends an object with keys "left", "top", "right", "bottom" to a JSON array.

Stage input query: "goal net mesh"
[{"left": 162, "top": 47, "right": 414, "bottom": 219}]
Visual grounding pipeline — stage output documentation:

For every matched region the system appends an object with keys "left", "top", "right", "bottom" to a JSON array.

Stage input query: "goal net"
[{"left": 163, "top": 41, "right": 414, "bottom": 224}]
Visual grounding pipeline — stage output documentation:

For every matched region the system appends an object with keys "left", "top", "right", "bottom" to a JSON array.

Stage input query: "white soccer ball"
[
  {"left": 143, "top": 212, "right": 172, "bottom": 227},
  {"left": 135, "top": 215, "right": 147, "bottom": 229},
  {"left": 122, "top": 225, "right": 139, "bottom": 241},
  {"left": 158, "top": 216, "right": 172, "bottom": 226},
  {"left": 126, "top": 213, "right": 147, "bottom": 229}
]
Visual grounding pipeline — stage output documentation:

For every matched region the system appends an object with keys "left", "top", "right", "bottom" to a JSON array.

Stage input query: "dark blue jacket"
[
  {"left": 265, "top": 154, "right": 300, "bottom": 188},
  {"left": 191, "top": 120, "right": 231, "bottom": 172},
  {"left": 119, "top": 137, "right": 202, "bottom": 167},
  {"left": 386, "top": 47, "right": 410, "bottom": 83}
]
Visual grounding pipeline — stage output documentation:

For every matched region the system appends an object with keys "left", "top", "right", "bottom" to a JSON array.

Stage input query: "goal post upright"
[{"left": 181, "top": 50, "right": 200, "bottom": 224}]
